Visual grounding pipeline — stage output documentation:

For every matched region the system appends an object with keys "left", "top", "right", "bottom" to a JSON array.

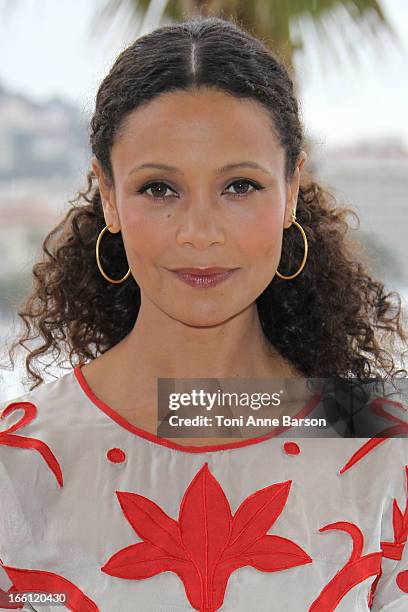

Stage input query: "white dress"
[{"left": 0, "top": 365, "right": 408, "bottom": 611}]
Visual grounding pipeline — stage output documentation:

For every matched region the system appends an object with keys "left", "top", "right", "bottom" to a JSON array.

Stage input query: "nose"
[{"left": 176, "top": 197, "right": 226, "bottom": 249}]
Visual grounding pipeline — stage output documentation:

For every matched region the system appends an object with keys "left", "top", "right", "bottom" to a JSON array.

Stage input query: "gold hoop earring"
[
  {"left": 276, "top": 211, "right": 308, "bottom": 280},
  {"left": 95, "top": 224, "right": 131, "bottom": 284}
]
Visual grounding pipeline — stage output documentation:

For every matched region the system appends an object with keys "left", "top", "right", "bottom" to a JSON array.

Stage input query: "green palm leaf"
[{"left": 92, "top": 0, "right": 393, "bottom": 67}]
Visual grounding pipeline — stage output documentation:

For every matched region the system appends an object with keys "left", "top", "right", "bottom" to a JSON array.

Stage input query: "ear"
[
  {"left": 283, "top": 151, "right": 307, "bottom": 228},
  {"left": 91, "top": 157, "right": 120, "bottom": 233}
]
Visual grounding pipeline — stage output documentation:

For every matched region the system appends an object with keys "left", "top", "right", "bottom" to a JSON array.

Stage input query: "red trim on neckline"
[{"left": 73, "top": 364, "right": 322, "bottom": 453}]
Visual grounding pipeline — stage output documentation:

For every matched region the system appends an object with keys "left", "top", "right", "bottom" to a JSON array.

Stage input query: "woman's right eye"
[{"left": 137, "top": 181, "right": 177, "bottom": 200}]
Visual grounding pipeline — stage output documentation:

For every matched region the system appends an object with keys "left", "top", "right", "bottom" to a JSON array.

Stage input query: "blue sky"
[{"left": 1, "top": 0, "right": 407, "bottom": 147}]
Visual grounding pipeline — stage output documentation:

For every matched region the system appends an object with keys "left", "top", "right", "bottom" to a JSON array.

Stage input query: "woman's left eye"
[{"left": 224, "top": 179, "right": 263, "bottom": 197}]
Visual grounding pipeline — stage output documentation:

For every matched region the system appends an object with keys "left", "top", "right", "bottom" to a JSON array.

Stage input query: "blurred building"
[
  {"left": 0, "top": 81, "right": 90, "bottom": 310},
  {"left": 316, "top": 138, "right": 408, "bottom": 290}
]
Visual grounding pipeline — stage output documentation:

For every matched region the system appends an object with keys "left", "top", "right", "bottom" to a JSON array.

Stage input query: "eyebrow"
[{"left": 128, "top": 161, "right": 271, "bottom": 176}]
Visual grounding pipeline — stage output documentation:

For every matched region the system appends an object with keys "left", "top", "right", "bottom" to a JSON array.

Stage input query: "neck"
[{"left": 113, "top": 298, "right": 294, "bottom": 380}]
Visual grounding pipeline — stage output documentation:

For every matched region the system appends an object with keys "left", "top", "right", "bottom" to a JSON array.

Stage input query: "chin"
[{"left": 171, "top": 308, "right": 236, "bottom": 328}]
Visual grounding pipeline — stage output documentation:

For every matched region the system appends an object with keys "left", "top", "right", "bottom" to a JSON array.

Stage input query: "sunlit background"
[{"left": 0, "top": 0, "right": 407, "bottom": 400}]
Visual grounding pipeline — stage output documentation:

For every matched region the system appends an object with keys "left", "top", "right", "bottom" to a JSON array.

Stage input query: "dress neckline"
[{"left": 73, "top": 364, "right": 322, "bottom": 454}]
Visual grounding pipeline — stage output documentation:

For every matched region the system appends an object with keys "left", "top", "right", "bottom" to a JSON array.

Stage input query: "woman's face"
[{"left": 93, "top": 87, "right": 306, "bottom": 327}]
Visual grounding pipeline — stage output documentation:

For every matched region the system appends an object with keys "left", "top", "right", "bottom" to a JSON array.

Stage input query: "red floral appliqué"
[
  {"left": 369, "top": 464, "right": 408, "bottom": 599},
  {"left": 339, "top": 397, "right": 408, "bottom": 474},
  {"left": 283, "top": 441, "right": 300, "bottom": 456},
  {"left": 308, "top": 521, "right": 382, "bottom": 611},
  {"left": 106, "top": 447, "right": 126, "bottom": 463},
  {"left": 101, "top": 462, "right": 312, "bottom": 612},
  {"left": 0, "top": 402, "right": 63, "bottom": 487},
  {"left": 381, "top": 465, "right": 408, "bottom": 561},
  {"left": 0, "top": 557, "right": 98, "bottom": 611},
  {"left": 396, "top": 569, "right": 408, "bottom": 593},
  {"left": 368, "top": 566, "right": 382, "bottom": 608}
]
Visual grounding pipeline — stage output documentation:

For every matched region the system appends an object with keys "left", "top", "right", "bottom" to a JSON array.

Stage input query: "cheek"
[
  {"left": 236, "top": 206, "right": 283, "bottom": 263},
  {"left": 119, "top": 208, "right": 167, "bottom": 266}
]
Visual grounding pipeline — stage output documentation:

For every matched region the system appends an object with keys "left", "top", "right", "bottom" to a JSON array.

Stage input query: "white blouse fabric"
[{"left": 0, "top": 366, "right": 408, "bottom": 612}]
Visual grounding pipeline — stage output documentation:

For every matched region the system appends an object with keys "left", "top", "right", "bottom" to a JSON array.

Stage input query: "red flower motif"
[
  {"left": 339, "top": 438, "right": 387, "bottom": 474},
  {"left": 396, "top": 569, "right": 408, "bottom": 593},
  {"left": 309, "top": 522, "right": 382, "bottom": 611},
  {"left": 106, "top": 447, "right": 126, "bottom": 463},
  {"left": 0, "top": 402, "right": 63, "bottom": 487},
  {"left": 0, "top": 558, "right": 98, "bottom": 611},
  {"left": 368, "top": 566, "right": 382, "bottom": 608},
  {"left": 101, "top": 462, "right": 312, "bottom": 612},
  {"left": 367, "top": 466, "right": 408, "bottom": 601},
  {"left": 339, "top": 397, "right": 408, "bottom": 475},
  {"left": 381, "top": 466, "right": 408, "bottom": 560},
  {"left": 283, "top": 441, "right": 301, "bottom": 455}
]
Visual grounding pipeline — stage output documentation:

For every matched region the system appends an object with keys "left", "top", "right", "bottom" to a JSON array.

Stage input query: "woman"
[{"left": 1, "top": 15, "right": 407, "bottom": 612}]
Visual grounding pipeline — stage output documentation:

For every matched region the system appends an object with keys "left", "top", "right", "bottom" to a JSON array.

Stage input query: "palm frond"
[{"left": 3, "top": 0, "right": 396, "bottom": 73}]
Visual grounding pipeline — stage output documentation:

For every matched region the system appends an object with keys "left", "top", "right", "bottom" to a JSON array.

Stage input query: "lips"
[
  {"left": 170, "top": 267, "right": 235, "bottom": 276},
  {"left": 167, "top": 267, "right": 238, "bottom": 288}
]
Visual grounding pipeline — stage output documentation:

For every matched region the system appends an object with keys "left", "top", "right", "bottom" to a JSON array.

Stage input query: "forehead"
[{"left": 111, "top": 88, "right": 283, "bottom": 174}]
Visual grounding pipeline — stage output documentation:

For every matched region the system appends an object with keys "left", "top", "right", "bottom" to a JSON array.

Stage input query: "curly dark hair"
[{"left": 2, "top": 16, "right": 407, "bottom": 391}]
